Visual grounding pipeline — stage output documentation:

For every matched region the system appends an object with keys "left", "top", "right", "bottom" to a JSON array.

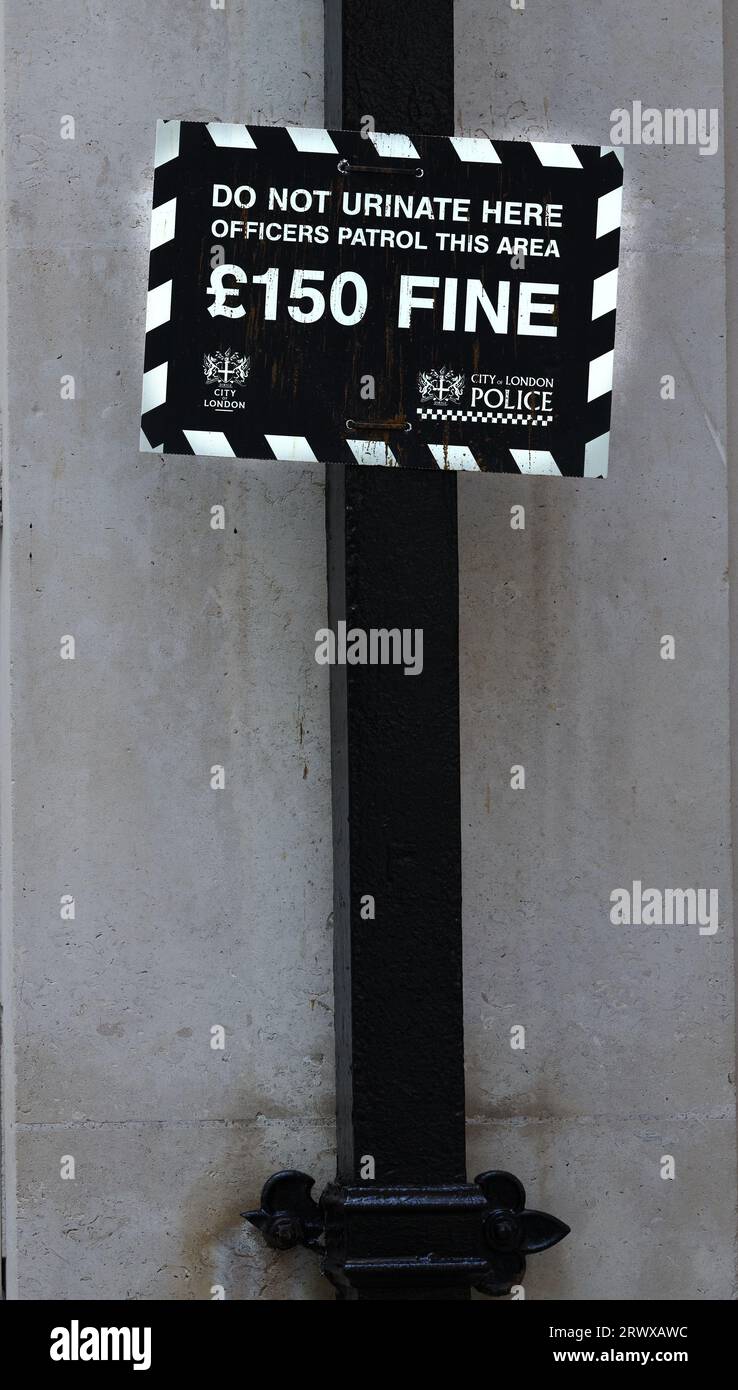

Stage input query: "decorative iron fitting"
[
  {"left": 320, "top": 1182, "right": 490, "bottom": 1297},
  {"left": 243, "top": 1170, "right": 323, "bottom": 1253},
  {"left": 245, "top": 1169, "right": 569, "bottom": 1298}
]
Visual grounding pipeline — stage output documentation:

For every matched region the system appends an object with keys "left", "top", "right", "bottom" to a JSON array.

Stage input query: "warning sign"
[{"left": 141, "top": 122, "right": 623, "bottom": 475}]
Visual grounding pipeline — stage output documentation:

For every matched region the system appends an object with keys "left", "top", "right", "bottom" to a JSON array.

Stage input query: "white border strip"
[
  {"left": 428, "top": 444, "right": 480, "bottom": 471},
  {"left": 531, "top": 141, "right": 583, "bottom": 169},
  {"left": 183, "top": 429, "right": 236, "bottom": 457},
  {"left": 449, "top": 136, "right": 501, "bottom": 164},
  {"left": 150, "top": 197, "right": 177, "bottom": 250},
  {"left": 286, "top": 127, "right": 339, "bottom": 154},
  {"left": 596, "top": 186, "right": 623, "bottom": 239},
  {"left": 145, "top": 280, "right": 172, "bottom": 333},
  {"left": 141, "top": 362, "right": 168, "bottom": 415},
  {"left": 206, "top": 122, "right": 256, "bottom": 149},
  {"left": 155, "top": 120, "right": 180, "bottom": 168},
  {"left": 265, "top": 434, "right": 319, "bottom": 463},
  {"left": 588, "top": 349, "right": 615, "bottom": 402},
  {"left": 368, "top": 132, "right": 420, "bottom": 159},
  {"left": 509, "top": 448, "right": 562, "bottom": 476},
  {"left": 347, "top": 439, "right": 398, "bottom": 466},
  {"left": 584, "top": 431, "right": 611, "bottom": 478},
  {"left": 591, "top": 267, "right": 618, "bottom": 320}
]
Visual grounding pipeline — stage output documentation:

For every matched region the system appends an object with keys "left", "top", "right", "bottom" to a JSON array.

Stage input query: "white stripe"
[
  {"left": 286, "top": 127, "right": 339, "bottom": 154},
  {"left": 449, "top": 136, "right": 501, "bottom": 164},
  {"left": 183, "top": 429, "right": 236, "bottom": 457},
  {"left": 155, "top": 120, "right": 180, "bottom": 167},
  {"left": 588, "top": 349, "right": 615, "bottom": 402},
  {"left": 368, "top": 132, "right": 420, "bottom": 159},
  {"left": 591, "top": 267, "right": 618, "bottom": 320},
  {"left": 584, "top": 431, "right": 610, "bottom": 478},
  {"left": 206, "top": 122, "right": 256, "bottom": 149},
  {"left": 145, "top": 279, "right": 172, "bottom": 333},
  {"left": 139, "top": 428, "right": 162, "bottom": 453},
  {"left": 531, "top": 141, "right": 583, "bottom": 169},
  {"left": 596, "top": 185, "right": 623, "bottom": 238},
  {"left": 428, "top": 444, "right": 480, "bottom": 471},
  {"left": 264, "top": 434, "right": 319, "bottom": 463},
  {"left": 509, "top": 448, "right": 561, "bottom": 476},
  {"left": 150, "top": 197, "right": 177, "bottom": 250},
  {"left": 347, "top": 439, "right": 398, "bottom": 466},
  {"left": 141, "top": 362, "right": 168, "bottom": 415}
]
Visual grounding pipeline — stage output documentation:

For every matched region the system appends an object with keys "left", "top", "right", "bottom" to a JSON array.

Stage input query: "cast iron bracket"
[{"left": 244, "top": 1168, "right": 569, "bottom": 1298}]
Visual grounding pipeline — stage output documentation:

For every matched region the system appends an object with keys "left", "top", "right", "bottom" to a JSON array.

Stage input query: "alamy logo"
[
  {"left": 610, "top": 102, "right": 719, "bottom": 156},
  {"left": 315, "top": 621, "right": 423, "bottom": 676},
  {"left": 50, "top": 1320, "right": 151, "bottom": 1371},
  {"left": 609, "top": 880, "right": 719, "bottom": 936},
  {"left": 203, "top": 348, "right": 250, "bottom": 385},
  {"left": 417, "top": 366, "right": 465, "bottom": 405}
]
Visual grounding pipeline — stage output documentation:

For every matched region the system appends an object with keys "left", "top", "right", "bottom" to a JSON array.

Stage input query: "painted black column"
[
  {"left": 245, "top": 2, "right": 570, "bottom": 1301},
  {"left": 324, "top": 0, "right": 465, "bottom": 1297},
  {"left": 324, "top": 0, "right": 462, "bottom": 1179}
]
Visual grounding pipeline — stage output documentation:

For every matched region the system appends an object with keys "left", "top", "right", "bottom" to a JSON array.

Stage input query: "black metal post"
[
  {"left": 246, "top": 0, "right": 569, "bottom": 1300},
  {"left": 324, "top": 0, "right": 465, "bottom": 1300}
]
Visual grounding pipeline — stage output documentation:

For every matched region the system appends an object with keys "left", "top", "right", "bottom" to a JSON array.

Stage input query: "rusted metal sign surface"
[{"left": 141, "top": 121, "right": 623, "bottom": 475}]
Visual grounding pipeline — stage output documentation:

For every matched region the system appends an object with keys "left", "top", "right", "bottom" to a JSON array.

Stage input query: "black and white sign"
[{"left": 141, "top": 122, "right": 623, "bottom": 475}]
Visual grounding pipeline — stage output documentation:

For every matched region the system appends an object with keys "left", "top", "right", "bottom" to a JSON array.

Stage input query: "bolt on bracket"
[{"left": 244, "top": 1168, "right": 568, "bottom": 1299}]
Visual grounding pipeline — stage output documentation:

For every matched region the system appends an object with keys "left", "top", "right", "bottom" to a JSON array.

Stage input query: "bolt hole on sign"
[{"left": 140, "top": 122, "right": 623, "bottom": 475}]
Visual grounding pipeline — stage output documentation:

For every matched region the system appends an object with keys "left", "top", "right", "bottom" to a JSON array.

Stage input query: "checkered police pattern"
[{"left": 417, "top": 408, "right": 553, "bottom": 426}]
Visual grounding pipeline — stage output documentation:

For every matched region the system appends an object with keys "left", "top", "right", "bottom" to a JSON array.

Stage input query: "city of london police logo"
[
  {"left": 417, "top": 365, "right": 554, "bottom": 426},
  {"left": 203, "top": 348, "right": 250, "bottom": 411},
  {"left": 418, "top": 366, "right": 465, "bottom": 405}
]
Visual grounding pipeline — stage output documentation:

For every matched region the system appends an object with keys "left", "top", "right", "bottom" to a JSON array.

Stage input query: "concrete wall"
[
  {"left": 456, "top": 0, "right": 735, "bottom": 1300},
  {"left": 0, "top": 0, "right": 734, "bottom": 1300}
]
